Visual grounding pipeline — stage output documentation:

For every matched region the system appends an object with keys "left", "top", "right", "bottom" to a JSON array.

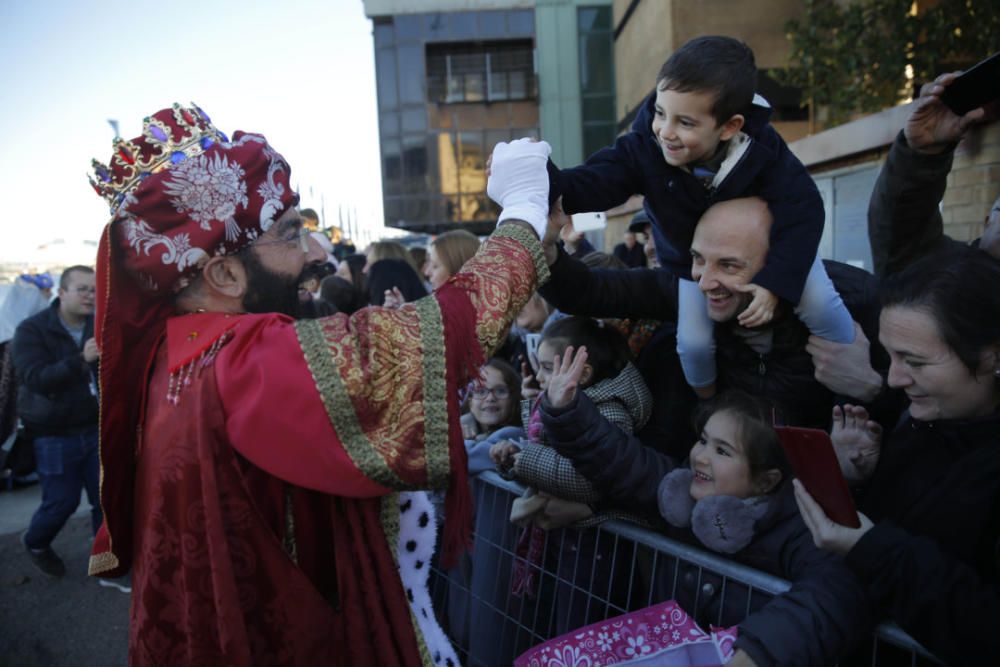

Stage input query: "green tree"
[{"left": 779, "top": 0, "right": 1000, "bottom": 128}]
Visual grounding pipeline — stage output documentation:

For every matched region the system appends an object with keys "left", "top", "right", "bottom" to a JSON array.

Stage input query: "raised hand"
[
  {"left": 545, "top": 345, "right": 588, "bottom": 409},
  {"left": 905, "top": 72, "right": 986, "bottom": 154},
  {"left": 830, "top": 404, "right": 882, "bottom": 484},
  {"left": 382, "top": 286, "right": 406, "bottom": 309},
  {"left": 487, "top": 138, "right": 552, "bottom": 240},
  {"left": 735, "top": 283, "right": 777, "bottom": 328}
]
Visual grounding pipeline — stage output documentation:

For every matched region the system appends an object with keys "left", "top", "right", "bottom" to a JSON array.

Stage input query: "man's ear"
[
  {"left": 719, "top": 114, "right": 745, "bottom": 142},
  {"left": 578, "top": 363, "right": 594, "bottom": 387},
  {"left": 755, "top": 469, "right": 782, "bottom": 496},
  {"left": 201, "top": 255, "right": 248, "bottom": 300}
]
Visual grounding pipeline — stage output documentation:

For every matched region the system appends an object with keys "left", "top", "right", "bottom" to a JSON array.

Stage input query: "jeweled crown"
[{"left": 89, "top": 103, "right": 229, "bottom": 213}]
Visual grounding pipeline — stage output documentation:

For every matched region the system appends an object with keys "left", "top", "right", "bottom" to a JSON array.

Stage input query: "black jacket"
[
  {"left": 549, "top": 93, "right": 823, "bottom": 304},
  {"left": 540, "top": 391, "right": 871, "bottom": 667},
  {"left": 538, "top": 248, "right": 900, "bottom": 441},
  {"left": 867, "top": 131, "right": 973, "bottom": 279},
  {"left": 846, "top": 412, "right": 1000, "bottom": 664},
  {"left": 10, "top": 301, "right": 98, "bottom": 436}
]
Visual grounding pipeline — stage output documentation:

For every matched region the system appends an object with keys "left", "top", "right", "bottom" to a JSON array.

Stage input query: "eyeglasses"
[
  {"left": 254, "top": 227, "right": 311, "bottom": 254},
  {"left": 470, "top": 385, "right": 510, "bottom": 400}
]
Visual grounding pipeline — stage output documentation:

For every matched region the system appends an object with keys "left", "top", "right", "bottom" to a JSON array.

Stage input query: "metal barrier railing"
[{"left": 429, "top": 472, "right": 943, "bottom": 667}]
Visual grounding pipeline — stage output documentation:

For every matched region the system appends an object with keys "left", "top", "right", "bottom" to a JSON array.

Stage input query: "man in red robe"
[{"left": 87, "top": 104, "right": 556, "bottom": 665}]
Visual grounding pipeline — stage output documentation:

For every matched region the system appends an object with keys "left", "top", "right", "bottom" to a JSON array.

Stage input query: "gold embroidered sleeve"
[
  {"left": 295, "top": 296, "right": 451, "bottom": 490},
  {"left": 445, "top": 223, "right": 550, "bottom": 357}
]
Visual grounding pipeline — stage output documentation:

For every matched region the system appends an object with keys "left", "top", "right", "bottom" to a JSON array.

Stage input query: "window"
[
  {"left": 577, "top": 6, "right": 616, "bottom": 158},
  {"left": 427, "top": 40, "right": 536, "bottom": 104}
]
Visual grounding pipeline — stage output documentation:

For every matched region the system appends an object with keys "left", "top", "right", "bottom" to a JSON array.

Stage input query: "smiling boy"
[{"left": 547, "top": 35, "right": 855, "bottom": 400}]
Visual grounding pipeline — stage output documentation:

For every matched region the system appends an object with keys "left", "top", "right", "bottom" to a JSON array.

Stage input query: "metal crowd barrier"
[{"left": 429, "top": 472, "right": 943, "bottom": 667}]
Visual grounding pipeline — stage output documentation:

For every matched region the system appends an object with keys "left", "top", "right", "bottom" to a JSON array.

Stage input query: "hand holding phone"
[
  {"left": 940, "top": 51, "right": 1000, "bottom": 116},
  {"left": 777, "top": 426, "right": 860, "bottom": 528}
]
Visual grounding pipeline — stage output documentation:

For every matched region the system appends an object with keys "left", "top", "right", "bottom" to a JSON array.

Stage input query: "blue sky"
[{"left": 0, "top": 0, "right": 383, "bottom": 264}]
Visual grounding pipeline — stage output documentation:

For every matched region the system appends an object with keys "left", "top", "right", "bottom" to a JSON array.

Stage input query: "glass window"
[
  {"left": 579, "top": 34, "right": 614, "bottom": 94},
  {"left": 379, "top": 111, "right": 399, "bottom": 139},
  {"left": 375, "top": 49, "right": 398, "bottom": 110},
  {"left": 478, "top": 10, "right": 506, "bottom": 39},
  {"left": 425, "top": 13, "right": 447, "bottom": 39},
  {"left": 426, "top": 40, "right": 535, "bottom": 104},
  {"left": 448, "top": 12, "right": 477, "bottom": 39},
  {"left": 402, "top": 137, "right": 428, "bottom": 193},
  {"left": 578, "top": 6, "right": 611, "bottom": 32},
  {"left": 583, "top": 124, "right": 615, "bottom": 160},
  {"left": 373, "top": 21, "right": 394, "bottom": 49},
  {"left": 507, "top": 10, "right": 534, "bottom": 36},
  {"left": 397, "top": 44, "right": 424, "bottom": 104},
  {"left": 402, "top": 107, "right": 426, "bottom": 133},
  {"left": 395, "top": 14, "right": 422, "bottom": 42},
  {"left": 582, "top": 95, "right": 615, "bottom": 123},
  {"left": 382, "top": 138, "right": 402, "bottom": 196}
]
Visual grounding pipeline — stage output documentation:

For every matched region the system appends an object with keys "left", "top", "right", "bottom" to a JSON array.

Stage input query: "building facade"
[{"left": 363, "top": 0, "right": 614, "bottom": 235}]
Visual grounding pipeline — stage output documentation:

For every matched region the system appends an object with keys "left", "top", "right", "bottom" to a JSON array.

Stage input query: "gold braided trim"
[
  {"left": 493, "top": 223, "right": 551, "bottom": 285},
  {"left": 295, "top": 319, "right": 406, "bottom": 489},
  {"left": 380, "top": 494, "right": 434, "bottom": 667},
  {"left": 88, "top": 550, "right": 119, "bottom": 576},
  {"left": 414, "top": 297, "right": 449, "bottom": 489}
]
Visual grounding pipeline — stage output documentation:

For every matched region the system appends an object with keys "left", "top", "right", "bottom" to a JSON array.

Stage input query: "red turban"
[{"left": 90, "top": 104, "right": 298, "bottom": 573}]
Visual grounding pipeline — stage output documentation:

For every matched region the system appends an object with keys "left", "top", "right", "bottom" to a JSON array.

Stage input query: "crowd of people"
[{"left": 0, "top": 33, "right": 996, "bottom": 667}]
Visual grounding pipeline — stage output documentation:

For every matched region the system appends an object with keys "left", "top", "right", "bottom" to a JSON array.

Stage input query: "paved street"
[{"left": 0, "top": 484, "right": 129, "bottom": 666}]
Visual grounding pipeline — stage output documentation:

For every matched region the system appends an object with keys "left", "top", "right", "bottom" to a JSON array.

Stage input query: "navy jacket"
[
  {"left": 539, "top": 391, "right": 871, "bottom": 667},
  {"left": 549, "top": 93, "right": 823, "bottom": 304},
  {"left": 10, "top": 301, "right": 98, "bottom": 436}
]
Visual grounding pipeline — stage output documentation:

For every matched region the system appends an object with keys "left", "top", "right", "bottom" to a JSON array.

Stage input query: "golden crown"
[{"left": 89, "top": 103, "right": 228, "bottom": 212}]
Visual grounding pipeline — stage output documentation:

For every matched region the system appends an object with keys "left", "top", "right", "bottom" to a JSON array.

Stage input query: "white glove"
[{"left": 487, "top": 138, "right": 551, "bottom": 239}]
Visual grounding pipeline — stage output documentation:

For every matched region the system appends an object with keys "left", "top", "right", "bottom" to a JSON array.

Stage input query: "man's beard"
[{"left": 240, "top": 250, "right": 303, "bottom": 318}]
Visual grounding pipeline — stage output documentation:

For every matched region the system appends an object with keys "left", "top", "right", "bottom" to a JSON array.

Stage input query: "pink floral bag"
[{"left": 514, "top": 600, "right": 737, "bottom": 667}]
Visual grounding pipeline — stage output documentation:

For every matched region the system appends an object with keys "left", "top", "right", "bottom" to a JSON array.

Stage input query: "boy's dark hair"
[
  {"left": 656, "top": 35, "right": 757, "bottom": 126},
  {"left": 299, "top": 208, "right": 319, "bottom": 222},
  {"left": 59, "top": 265, "right": 95, "bottom": 290},
  {"left": 693, "top": 389, "right": 791, "bottom": 492},
  {"left": 541, "top": 315, "right": 631, "bottom": 386}
]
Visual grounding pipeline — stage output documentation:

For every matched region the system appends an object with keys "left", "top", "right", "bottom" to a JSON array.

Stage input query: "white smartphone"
[
  {"left": 524, "top": 333, "right": 541, "bottom": 372},
  {"left": 571, "top": 211, "right": 607, "bottom": 233}
]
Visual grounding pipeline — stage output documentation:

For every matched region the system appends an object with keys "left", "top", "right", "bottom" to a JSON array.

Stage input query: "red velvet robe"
[{"left": 90, "top": 225, "right": 548, "bottom": 666}]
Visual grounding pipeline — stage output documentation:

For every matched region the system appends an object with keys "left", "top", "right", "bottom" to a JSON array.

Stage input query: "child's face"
[
  {"left": 651, "top": 87, "right": 742, "bottom": 168},
  {"left": 688, "top": 411, "right": 757, "bottom": 501},
  {"left": 425, "top": 245, "right": 451, "bottom": 289},
  {"left": 534, "top": 341, "right": 559, "bottom": 391},
  {"left": 469, "top": 366, "right": 513, "bottom": 429}
]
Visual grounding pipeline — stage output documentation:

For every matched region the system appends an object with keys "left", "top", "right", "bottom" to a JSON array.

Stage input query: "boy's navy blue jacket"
[{"left": 548, "top": 92, "right": 823, "bottom": 304}]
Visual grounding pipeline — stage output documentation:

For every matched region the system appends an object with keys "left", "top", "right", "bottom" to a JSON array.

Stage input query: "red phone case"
[{"left": 776, "top": 426, "right": 861, "bottom": 528}]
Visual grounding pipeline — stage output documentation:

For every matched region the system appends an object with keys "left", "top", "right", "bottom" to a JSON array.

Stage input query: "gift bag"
[{"left": 514, "top": 600, "right": 736, "bottom": 667}]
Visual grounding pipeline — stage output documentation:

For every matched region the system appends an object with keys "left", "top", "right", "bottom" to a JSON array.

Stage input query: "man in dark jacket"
[
  {"left": 539, "top": 197, "right": 897, "bottom": 459},
  {"left": 11, "top": 265, "right": 100, "bottom": 578}
]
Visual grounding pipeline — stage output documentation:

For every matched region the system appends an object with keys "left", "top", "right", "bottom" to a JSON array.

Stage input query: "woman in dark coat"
[{"left": 796, "top": 247, "right": 1000, "bottom": 665}]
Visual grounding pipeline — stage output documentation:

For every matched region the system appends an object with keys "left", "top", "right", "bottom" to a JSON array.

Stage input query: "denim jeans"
[{"left": 23, "top": 429, "right": 101, "bottom": 550}]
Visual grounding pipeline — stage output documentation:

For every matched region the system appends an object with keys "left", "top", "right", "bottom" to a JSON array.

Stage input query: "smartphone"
[
  {"left": 776, "top": 426, "right": 861, "bottom": 528},
  {"left": 940, "top": 50, "right": 1000, "bottom": 115},
  {"left": 524, "top": 333, "right": 541, "bottom": 372},
  {"left": 571, "top": 211, "right": 607, "bottom": 233}
]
